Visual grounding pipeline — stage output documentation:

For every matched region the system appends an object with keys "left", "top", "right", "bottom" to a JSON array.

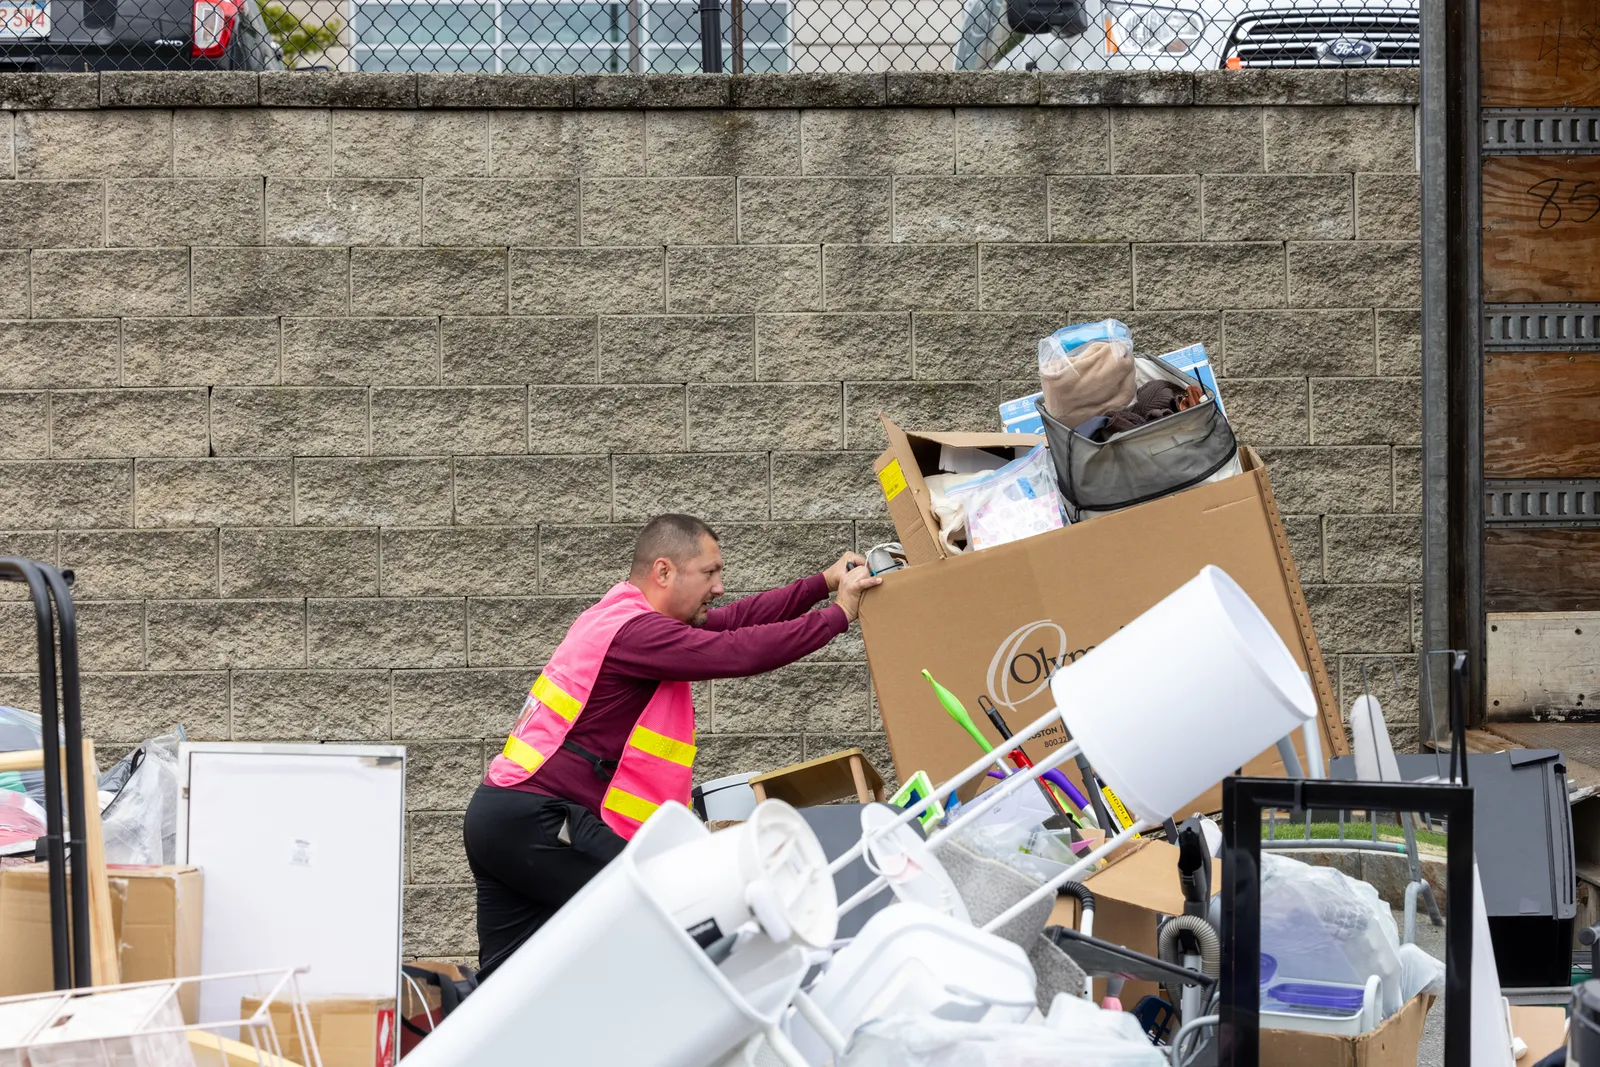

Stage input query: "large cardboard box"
[
  {"left": 242, "top": 995, "right": 396, "bottom": 1067},
  {"left": 1261, "top": 992, "right": 1434, "bottom": 1067},
  {"left": 862, "top": 422, "right": 1344, "bottom": 811},
  {"left": 0, "top": 863, "right": 202, "bottom": 1021}
]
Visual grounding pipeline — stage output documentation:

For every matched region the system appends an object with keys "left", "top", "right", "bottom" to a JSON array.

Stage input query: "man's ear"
[{"left": 653, "top": 558, "right": 673, "bottom": 586}]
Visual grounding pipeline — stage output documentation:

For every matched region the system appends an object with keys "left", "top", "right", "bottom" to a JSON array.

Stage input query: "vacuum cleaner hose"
[
  {"left": 1157, "top": 915, "right": 1220, "bottom": 978},
  {"left": 1058, "top": 880, "right": 1094, "bottom": 916}
]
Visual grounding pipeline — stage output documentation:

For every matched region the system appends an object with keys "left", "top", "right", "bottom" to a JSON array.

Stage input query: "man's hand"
[
  {"left": 835, "top": 564, "right": 882, "bottom": 622},
  {"left": 823, "top": 551, "right": 868, "bottom": 591}
]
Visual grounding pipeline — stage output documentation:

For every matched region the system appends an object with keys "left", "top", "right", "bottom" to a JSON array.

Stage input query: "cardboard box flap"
[{"left": 1082, "top": 839, "right": 1222, "bottom": 915}]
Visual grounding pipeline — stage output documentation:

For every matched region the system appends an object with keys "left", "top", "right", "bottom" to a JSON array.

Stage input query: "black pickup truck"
[{"left": 0, "top": 0, "right": 281, "bottom": 71}]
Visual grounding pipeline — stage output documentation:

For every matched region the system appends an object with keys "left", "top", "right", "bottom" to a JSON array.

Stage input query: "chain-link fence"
[{"left": 0, "top": 0, "right": 1420, "bottom": 78}]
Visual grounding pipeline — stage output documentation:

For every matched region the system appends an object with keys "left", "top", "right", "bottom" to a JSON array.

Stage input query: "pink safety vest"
[{"left": 484, "top": 581, "right": 697, "bottom": 839}]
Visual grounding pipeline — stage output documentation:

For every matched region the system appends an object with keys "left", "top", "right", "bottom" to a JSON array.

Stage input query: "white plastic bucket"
[
  {"left": 698, "top": 772, "right": 760, "bottom": 822},
  {"left": 1051, "top": 565, "right": 1317, "bottom": 825},
  {"left": 400, "top": 802, "right": 813, "bottom": 1067},
  {"left": 641, "top": 799, "right": 837, "bottom": 949}
]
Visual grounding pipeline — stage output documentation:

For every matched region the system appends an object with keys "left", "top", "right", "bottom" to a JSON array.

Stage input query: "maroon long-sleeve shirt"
[{"left": 509, "top": 573, "right": 848, "bottom": 817}]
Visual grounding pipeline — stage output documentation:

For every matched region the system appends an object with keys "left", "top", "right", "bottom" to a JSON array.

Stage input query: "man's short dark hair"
[{"left": 631, "top": 514, "right": 719, "bottom": 576}]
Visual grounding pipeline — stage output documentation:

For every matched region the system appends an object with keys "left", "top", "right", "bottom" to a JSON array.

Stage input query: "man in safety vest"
[{"left": 463, "top": 512, "right": 882, "bottom": 977}]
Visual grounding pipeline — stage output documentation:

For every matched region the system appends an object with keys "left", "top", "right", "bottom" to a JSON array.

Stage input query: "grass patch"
[{"left": 1262, "top": 819, "right": 1449, "bottom": 854}]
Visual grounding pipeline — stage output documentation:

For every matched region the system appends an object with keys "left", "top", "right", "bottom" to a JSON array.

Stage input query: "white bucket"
[
  {"left": 400, "top": 803, "right": 813, "bottom": 1067},
  {"left": 1051, "top": 565, "right": 1317, "bottom": 825},
  {"left": 698, "top": 772, "right": 760, "bottom": 822},
  {"left": 641, "top": 800, "right": 837, "bottom": 949}
]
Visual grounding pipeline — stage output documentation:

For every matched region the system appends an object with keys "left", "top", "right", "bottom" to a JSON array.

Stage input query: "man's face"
[{"left": 664, "top": 535, "right": 725, "bottom": 626}]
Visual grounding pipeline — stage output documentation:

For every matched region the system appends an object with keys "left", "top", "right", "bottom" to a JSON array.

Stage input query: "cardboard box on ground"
[
  {"left": 0, "top": 863, "right": 203, "bottom": 1021},
  {"left": 863, "top": 417, "right": 1347, "bottom": 812},
  {"left": 241, "top": 994, "right": 396, "bottom": 1067}
]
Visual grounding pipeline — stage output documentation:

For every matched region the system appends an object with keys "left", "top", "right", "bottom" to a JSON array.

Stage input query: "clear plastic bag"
[
  {"left": 944, "top": 445, "right": 1065, "bottom": 551},
  {"left": 841, "top": 1012, "right": 1167, "bottom": 1067},
  {"left": 1037, "top": 320, "right": 1137, "bottom": 429},
  {"left": 98, "top": 729, "right": 184, "bottom": 866}
]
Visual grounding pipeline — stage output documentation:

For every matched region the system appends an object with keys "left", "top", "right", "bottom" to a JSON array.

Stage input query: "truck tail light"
[{"left": 192, "top": 0, "right": 238, "bottom": 57}]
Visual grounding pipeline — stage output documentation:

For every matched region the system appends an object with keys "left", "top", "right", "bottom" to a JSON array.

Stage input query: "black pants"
[{"left": 462, "top": 784, "right": 627, "bottom": 978}]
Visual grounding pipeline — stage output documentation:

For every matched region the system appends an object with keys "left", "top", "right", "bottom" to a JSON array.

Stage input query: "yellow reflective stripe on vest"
[
  {"left": 628, "top": 725, "right": 696, "bottom": 768},
  {"left": 532, "top": 673, "right": 582, "bottom": 723},
  {"left": 501, "top": 734, "right": 545, "bottom": 774},
  {"left": 602, "top": 786, "right": 659, "bottom": 826}
]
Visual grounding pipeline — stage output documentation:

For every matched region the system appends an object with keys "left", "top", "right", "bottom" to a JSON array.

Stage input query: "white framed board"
[{"left": 177, "top": 743, "right": 406, "bottom": 1026}]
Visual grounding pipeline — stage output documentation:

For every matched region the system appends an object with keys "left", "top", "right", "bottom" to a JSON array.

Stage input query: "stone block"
[
  {"left": 282, "top": 317, "right": 439, "bottom": 386},
  {"left": 266, "top": 178, "right": 422, "bottom": 246},
  {"left": 1303, "top": 584, "right": 1413, "bottom": 654},
  {"left": 730, "top": 72, "right": 885, "bottom": 109},
  {"left": 409, "top": 811, "right": 470, "bottom": 884},
  {"left": 210, "top": 387, "right": 367, "bottom": 457},
  {"left": 0, "top": 461, "right": 131, "bottom": 528},
  {"left": 422, "top": 179, "right": 579, "bottom": 247},
  {"left": 599, "top": 315, "right": 754, "bottom": 382},
  {"left": 804, "top": 732, "right": 893, "bottom": 790},
  {"left": 259, "top": 71, "right": 416, "bottom": 108},
  {"left": 1346, "top": 70, "right": 1420, "bottom": 105},
  {"left": 0, "top": 320, "right": 119, "bottom": 388},
  {"left": 1289, "top": 242, "right": 1420, "bottom": 308},
  {"left": 1111, "top": 107, "right": 1263, "bottom": 174},
  {"left": 801, "top": 109, "right": 955, "bottom": 176},
  {"left": 404, "top": 742, "right": 485, "bottom": 810},
  {"left": 453, "top": 455, "right": 613, "bottom": 525},
  {"left": 892, "top": 176, "right": 1046, "bottom": 243},
  {"left": 1253, "top": 446, "right": 1393, "bottom": 513},
  {"left": 1356, "top": 173, "right": 1421, "bottom": 240},
  {"left": 0, "top": 600, "right": 142, "bottom": 673},
  {"left": 687, "top": 384, "right": 842, "bottom": 451},
  {"left": 393, "top": 668, "right": 529, "bottom": 740},
  {"left": 296, "top": 458, "right": 453, "bottom": 526},
  {"left": 467, "top": 596, "right": 588, "bottom": 667},
  {"left": 1203, "top": 174, "right": 1353, "bottom": 241},
  {"left": 0, "top": 72, "right": 99, "bottom": 110},
  {"left": 31, "top": 249, "right": 188, "bottom": 317},
  {"left": 538, "top": 525, "right": 641, "bottom": 595},
  {"left": 51, "top": 389, "right": 208, "bottom": 459},
  {"left": 1133, "top": 243, "right": 1285, "bottom": 310},
  {"left": 912, "top": 312, "right": 1057, "bottom": 379},
  {"left": 0, "top": 394, "right": 47, "bottom": 460},
  {"left": 1281, "top": 514, "right": 1323, "bottom": 581},
  {"left": 382, "top": 527, "right": 541, "bottom": 596},
  {"left": 192, "top": 247, "right": 349, "bottom": 316},
  {"left": 308, "top": 598, "right": 467, "bottom": 669},
  {"left": 146, "top": 599, "right": 305, "bottom": 670},
  {"left": 955, "top": 107, "right": 1109, "bottom": 175},
  {"left": 79, "top": 672, "right": 229, "bottom": 744},
  {"left": 668, "top": 245, "right": 820, "bottom": 313},
  {"left": 0, "top": 253, "right": 25, "bottom": 317},
  {"left": 715, "top": 663, "right": 870, "bottom": 732},
  {"left": 442, "top": 316, "right": 597, "bottom": 385},
  {"left": 1264, "top": 107, "right": 1415, "bottom": 173},
  {"left": 1325, "top": 515, "right": 1422, "bottom": 583},
  {"left": 401, "top": 885, "right": 476, "bottom": 958},
  {"left": 231, "top": 670, "right": 392, "bottom": 741},
  {"left": 613, "top": 453, "right": 770, "bottom": 521},
  {"left": 1048, "top": 175, "right": 1200, "bottom": 243},
  {"left": 108, "top": 177, "right": 263, "bottom": 247},
  {"left": 1038, "top": 71, "right": 1193, "bottom": 106},
  {"left": 416, "top": 73, "right": 573, "bottom": 109},
  {"left": 0, "top": 180, "right": 103, "bottom": 248},
  {"left": 1311, "top": 377, "right": 1421, "bottom": 445},
  {"left": 771, "top": 453, "right": 887, "bottom": 521},
  {"left": 99, "top": 70, "right": 259, "bottom": 108},
  {"left": 843, "top": 382, "right": 994, "bottom": 449},
  {"left": 219, "top": 527, "right": 380, "bottom": 597},
  {"left": 1335, "top": 655, "right": 1419, "bottom": 721},
  {"left": 1219, "top": 378, "right": 1309, "bottom": 446},
  {"left": 1193, "top": 69, "right": 1347, "bottom": 105},
  {"left": 737, "top": 177, "right": 891, "bottom": 245},
  {"left": 172, "top": 108, "right": 329, "bottom": 177},
  {"left": 371, "top": 387, "right": 526, "bottom": 455},
  {"left": 573, "top": 73, "right": 727, "bottom": 109},
  {"left": 692, "top": 734, "right": 804, "bottom": 783},
  {"left": 1222, "top": 310, "right": 1378, "bottom": 377},
  {"left": 332, "top": 110, "right": 485, "bottom": 177},
  {"left": 757, "top": 313, "right": 911, "bottom": 380},
  {"left": 1394, "top": 447, "right": 1421, "bottom": 511},
  {"left": 714, "top": 521, "right": 853, "bottom": 593},
  {"left": 825, "top": 245, "right": 975, "bottom": 312},
  {"left": 0, "top": 532, "right": 58, "bottom": 581},
  {"left": 135, "top": 458, "right": 293, "bottom": 527},
  {"left": 527, "top": 386, "right": 685, "bottom": 453},
  {"left": 1376, "top": 309, "right": 1421, "bottom": 376},
  {"left": 489, "top": 110, "right": 644, "bottom": 178},
  {"left": 15, "top": 110, "right": 171, "bottom": 178},
  {"left": 60, "top": 529, "right": 217, "bottom": 599},
  {"left": 351, "top": 248, "right": 507, "bottom": 316},
  {"left": 887, "top": 70, "right": 1038, "bottom": 106},
  {"left": 510, "top": 247, "right": 663, "bottom": 314},
  {"left": 979, "top": 244, "right": 1130, "bottom": 310},
  {"left": 582, "top": 177, "right": 736, "bottom": 246},
  {"left": 645, "top": 109, "right": 800, "bottom": 176}
]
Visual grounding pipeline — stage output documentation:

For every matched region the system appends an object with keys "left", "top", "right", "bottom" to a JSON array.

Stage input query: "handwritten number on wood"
[{"left": 1526, "top": 178, "right": 1600, "bottom": 229}]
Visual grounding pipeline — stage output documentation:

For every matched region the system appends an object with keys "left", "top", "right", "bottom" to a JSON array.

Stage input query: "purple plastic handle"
[{"left": 986, "top": 766, "right": 1092, "bottom": 812}]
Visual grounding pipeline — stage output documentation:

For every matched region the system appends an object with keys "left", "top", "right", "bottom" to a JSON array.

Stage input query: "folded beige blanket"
[{"left": 1040, "top": 339, "right": 1135, "bottom": 428}]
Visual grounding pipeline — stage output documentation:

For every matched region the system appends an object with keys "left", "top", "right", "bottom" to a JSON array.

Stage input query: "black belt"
[{"left": 561, "top": 740, "right": 618, "bottom": 782}]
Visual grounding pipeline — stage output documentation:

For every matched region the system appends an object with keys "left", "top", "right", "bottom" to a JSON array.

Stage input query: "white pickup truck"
[{"left": 956, "top": 0, "right": 1418, "bottom": 71}]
